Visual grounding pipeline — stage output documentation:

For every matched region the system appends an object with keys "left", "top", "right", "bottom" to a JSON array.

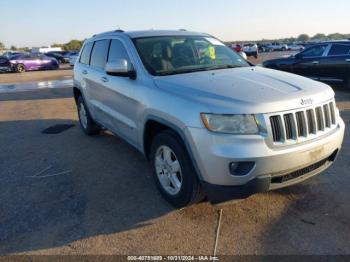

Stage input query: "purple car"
[{"left": 9, "top": 54, "right": 59, "bottom": 73}]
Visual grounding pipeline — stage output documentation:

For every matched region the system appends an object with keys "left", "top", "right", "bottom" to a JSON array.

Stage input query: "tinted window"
[
  {"left": 108, "top": 39, "right": 130, "bottom": 62},
  {"left": 301, "top": 45, "right": 327, "bottom": 58},
  {"left": 90, "top": 40, "right": 110, "bottom": 69},
  {"left": 328, "top": 44, "right": 350, "bottom": 56},
  {"left": 80, "top": 42, "right": 94, "bottom": 65}
]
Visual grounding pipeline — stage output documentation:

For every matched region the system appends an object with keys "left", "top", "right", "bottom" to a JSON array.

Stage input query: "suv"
[
  {"left": 74, "top": 30, "right": 345, "bottom": 207},
  {"left": 242, "top": 43, "right": 258, "bottom": 58},
  {"left": 267, "top": 42, "right": 288, "bottom": 51}
]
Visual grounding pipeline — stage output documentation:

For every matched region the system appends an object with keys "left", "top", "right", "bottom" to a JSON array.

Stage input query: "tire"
[
  {"left": 16, "top": 64, "right": 25, "bottom": 73},
  {"left": 77, "top": 96, "right": 101, "bottom": 136},
  {"left": 150, "top": 130, "right": 205, "bottom": 208}
]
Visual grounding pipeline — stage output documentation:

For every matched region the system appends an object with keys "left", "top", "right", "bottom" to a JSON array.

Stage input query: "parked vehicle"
[
  {"left": 0, "top": 56, "right": 12, "bottom": 72},
  {"left": 263, "top": 41, "right": 350, "bottom": 89},
  {"left": 2, "top": 51, "right": 26, "bottom": 58},
  {"left": 63, "top": 51, "right": 79, "bottom": 63},
  {"left": 231, "top": 44, "right": 242, "bottom": 53},
  {"left": 266, "top": 42, "right": 288, "bottom": 51},
  {"left": 288, "top": 44, "right": 305, "bottom": 51},
  {"left": 74, "top": 30, "right": 344, "bottom": 207},
  {"left": 242, "top": 43, "right": 258, "bottom": 58},
  {"left": 46, "top": 52, "right": 65, "bottom": 64},
  {"left": 230, "top": 44, "right": 247, "bottom": 59},
  {"left": 69, "top": 53, "right": 79, "bottom": 67},
  {"left": 257, "top": 44, "right": 269, "bottom": 53},
  {"left": 9, "top": 53, "right": 59, "bottom": 73}
]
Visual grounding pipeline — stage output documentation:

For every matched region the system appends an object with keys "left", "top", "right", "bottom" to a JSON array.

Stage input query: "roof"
[{"left": 93, "top": 29, "right": 211, "bottom": 39}]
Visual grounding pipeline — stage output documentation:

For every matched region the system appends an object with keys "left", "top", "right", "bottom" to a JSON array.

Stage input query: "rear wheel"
[
  {"left": 150, "top": 130, "right": 205, "bottom": 207},
  {"left": 77, "top": 96, "right": 101, "bottom": 136},
  {"left": 16, "top": 64, "right": 25, "bottom": 73}
]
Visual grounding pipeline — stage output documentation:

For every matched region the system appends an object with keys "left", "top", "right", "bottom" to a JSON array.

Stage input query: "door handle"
[
  {"left": 101, "top": 76, "right": 109, "bottom": 83},
  {"left": 346, "top": 59, "right": 350, "bottom": 62},
  {"left": 312, "top": 61, "right": 319, "bottom": 65},
  {"left": 82, "top": 70, "right": 88, "bottom": 75}
]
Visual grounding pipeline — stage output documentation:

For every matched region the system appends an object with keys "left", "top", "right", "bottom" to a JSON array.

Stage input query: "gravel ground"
[{"left": 0, "top": 52, "right": 350, "bottom": 256}]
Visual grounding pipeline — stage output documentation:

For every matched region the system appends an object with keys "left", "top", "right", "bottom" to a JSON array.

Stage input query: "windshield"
[{"left": 133, "top": 36, "right": 250, "bottom": 76}]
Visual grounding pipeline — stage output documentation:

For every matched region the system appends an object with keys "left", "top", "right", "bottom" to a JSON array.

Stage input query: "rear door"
[
  {"left": 83, "top": 39, "right": 112, "bottom": 128},
  {"left": 293, "top": 44, "right": 329, "bottom": 79},
  {"left": 320, "top": 43, "right": 350, "bottom": 83}
]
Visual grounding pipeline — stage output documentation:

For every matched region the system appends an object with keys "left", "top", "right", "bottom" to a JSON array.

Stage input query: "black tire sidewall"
[
  {"left": 77, "top": 96, "right": 100, "bottom": 135},
  {"left": 150, "top": 131, "right": 201, "bottom": 207}
]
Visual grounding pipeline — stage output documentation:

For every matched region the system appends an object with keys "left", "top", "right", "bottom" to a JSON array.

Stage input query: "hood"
[{"left": 154, "top": 66, "right": 334, "bottom": 114}]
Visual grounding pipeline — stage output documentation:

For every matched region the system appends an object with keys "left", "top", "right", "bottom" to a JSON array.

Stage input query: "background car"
[
  {"left": 263, "top": 41, "right": 350, "bottom": 88},
  {"left": 45, "top": 52, "right": 65, "bottom": 63},
  {"left": 242, "top": 43, "right": 258, "bottom": 58},
  {"left": 288, "top": 43, "right": 305, "bottom": 51},
  {"left": 0, "top": 56, "right": 12, "bottom": 72},
  {"left": 69, "top": 53, "right": 79, "bottom": 67},
  {"left": 9, "top": 53, "right": 59, "bottom": 73},
  {"left": 266, "top": 42, "right": 288, "bottom": 51},
  {"left": 231, "top": 44, "right": 242, "bottom": 53}
]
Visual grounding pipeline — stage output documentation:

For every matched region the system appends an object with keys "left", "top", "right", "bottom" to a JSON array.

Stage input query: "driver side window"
[{"left": 300, "top": 45, "right": 327, "bottom": 58}]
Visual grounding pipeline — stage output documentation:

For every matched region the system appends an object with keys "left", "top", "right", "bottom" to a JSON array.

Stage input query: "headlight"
[{"left": 200, "top": 114, "right": 259, "bottom": 134}]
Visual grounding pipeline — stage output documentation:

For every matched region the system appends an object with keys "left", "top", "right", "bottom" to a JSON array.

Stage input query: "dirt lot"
[{"left": 1, "top": 53, "right": 350, "bottom": 256}]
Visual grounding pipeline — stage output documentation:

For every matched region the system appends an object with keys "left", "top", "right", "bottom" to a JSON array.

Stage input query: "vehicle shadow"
[
  {"left": 0, "top": 119, "right": 174, "bottom": 255},
  {"left": 0, "top": 87, "right": 73, "bottom": 101}
]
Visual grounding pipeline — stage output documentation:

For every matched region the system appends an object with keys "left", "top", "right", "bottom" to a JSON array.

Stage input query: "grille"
[
  {"left": 271, "top": 158, "right": 329, "bottom": 184},
  {"left": 270, "top": 102, "right": 337, "bottom": 143}
]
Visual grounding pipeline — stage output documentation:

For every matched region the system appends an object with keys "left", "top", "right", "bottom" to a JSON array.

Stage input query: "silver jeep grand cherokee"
[{"left": 73, "top": 30, "right": 345, "bottom": 207}]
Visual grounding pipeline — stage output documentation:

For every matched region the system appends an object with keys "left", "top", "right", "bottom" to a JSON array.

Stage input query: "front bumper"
[{"left": 185, "top": 117, "right": 345, "bottom": 203}]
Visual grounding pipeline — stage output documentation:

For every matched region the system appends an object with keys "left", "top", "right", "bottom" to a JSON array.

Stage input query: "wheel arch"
[{"left": 143, "top": 116, "right": 204, "bottom": 181}]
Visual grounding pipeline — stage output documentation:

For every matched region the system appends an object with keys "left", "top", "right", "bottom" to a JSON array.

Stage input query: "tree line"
[{"left": 1, "top": 33, "right": 350, "bottom": 52}]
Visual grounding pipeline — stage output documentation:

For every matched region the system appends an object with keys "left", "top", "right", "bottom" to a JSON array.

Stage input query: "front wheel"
[
  {"left": 150, "top": 130, "right": 205, "bottom": 207},
  {"left": 77, "top": 96, "right": 101, "bottom": 136},
  {"left": 16, "top": 64, "right": 25, "bottom": 73}
]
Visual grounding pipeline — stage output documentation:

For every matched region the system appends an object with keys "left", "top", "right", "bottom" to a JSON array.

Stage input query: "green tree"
[
  {"left": 62, "top": 40, "right": 84, "bottom": 51},
  {"left": 0, "top": 41, "right": 5, "bottom": 50},
  {"left": 10, "top": 45, "right": 17, "bottom": 51},
  {"left": 297, "top": 34, "right": 310, "bottom": 42},
  {"left": 327, "top": 33, "right": 344, "bottom": 40},
  {"left": 312, "top": 33, "right": 327, "bottom": 41}
]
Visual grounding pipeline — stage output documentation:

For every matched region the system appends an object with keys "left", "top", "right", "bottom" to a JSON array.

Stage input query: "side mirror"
[{"left": 105, "top": 59, "right": 136, "bottom": 79}]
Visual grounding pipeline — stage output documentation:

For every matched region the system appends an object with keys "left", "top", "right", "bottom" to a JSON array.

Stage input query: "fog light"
[
  {"left": 229, "top": 162, "right": 239, "bottom": 174},
  {"left": 229, "top": 162, "right": 255, "bottom": 176}
]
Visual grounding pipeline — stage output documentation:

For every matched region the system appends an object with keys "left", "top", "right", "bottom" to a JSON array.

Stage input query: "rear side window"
[
  {"left": 328, "top": 44, "right": 350, "bottom": 56},
  {"left": 108, "top": 39, "right": 131, "bottom": 62},
  {"left": 80, "top": 42, "right": 94, "bottom": 65},
  {"left": 90, "top": 40, "right": 110, "bottom": 69}
]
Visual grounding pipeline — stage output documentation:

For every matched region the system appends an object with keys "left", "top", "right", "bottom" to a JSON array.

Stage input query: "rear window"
[
  {"left": 79, "top": 42, "right": 94, "bottom": 65},
  {"left": 328, "top": 44, "right": 350, "bottom": 56},
  {"left": 90, "top": 40, "right": 110, "bottom": 69}
]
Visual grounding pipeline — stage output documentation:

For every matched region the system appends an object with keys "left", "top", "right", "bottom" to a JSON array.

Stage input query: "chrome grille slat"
[
  {"left": 269, "top": 101, "right": 337, "bottom": 144},
  {"left": 329, "top": 102, "right": 336, "bottom": 125},
  {"left": 323, "top": 104, "right": 331, "bottom": 128}
]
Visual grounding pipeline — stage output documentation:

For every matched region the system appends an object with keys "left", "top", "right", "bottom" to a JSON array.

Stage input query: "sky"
[{"left": 1, "top": 0, "right": 350, "bottom": 47}]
